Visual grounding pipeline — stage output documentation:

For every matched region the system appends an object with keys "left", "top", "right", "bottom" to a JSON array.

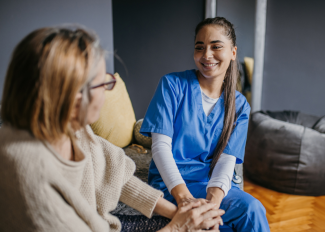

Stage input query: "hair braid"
[{"left": 195, "top": 17, "right": 238, "bottom": 177}]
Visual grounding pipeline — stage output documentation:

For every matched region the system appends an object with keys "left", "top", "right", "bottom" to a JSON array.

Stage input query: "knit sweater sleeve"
[{"left": 119, "top": 176, "right": 163, "bottom": 218}]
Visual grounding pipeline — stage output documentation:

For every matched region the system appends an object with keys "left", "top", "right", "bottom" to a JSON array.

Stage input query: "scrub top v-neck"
[{"left": 140, "top": 69, "right": 250, "bottom": 190}]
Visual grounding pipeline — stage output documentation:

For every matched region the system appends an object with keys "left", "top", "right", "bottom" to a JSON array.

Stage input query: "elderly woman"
[{"left": 0, "top": 27, "right": 224, "bottom": 232}]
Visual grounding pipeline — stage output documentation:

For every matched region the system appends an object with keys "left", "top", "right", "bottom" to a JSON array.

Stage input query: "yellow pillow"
[
  {"left": 244, "top": 57, "right": 254, "bottom": 85},
  {"left": 90, "top": 73, "right": 136, "bottom": 148}
]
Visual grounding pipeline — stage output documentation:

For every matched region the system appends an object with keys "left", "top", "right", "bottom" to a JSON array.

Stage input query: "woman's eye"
[
  {"left": 213, "top": 46, "right": 222, "bottom": 49},
  {"left": 195, "top": 47, "right": 204, "bottom": 50}
]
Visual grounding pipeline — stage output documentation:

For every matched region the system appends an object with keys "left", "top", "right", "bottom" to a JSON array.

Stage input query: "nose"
[{"left": 203, "top": 47, "right": 213, "bottom": 60}]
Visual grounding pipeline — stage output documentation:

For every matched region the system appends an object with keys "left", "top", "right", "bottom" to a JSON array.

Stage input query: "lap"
[
  {"left": 161, "top": 181, "right": 268, "bottom": 231},
  {"left": 163, "top": 181, "right": 255, "bottom": 207},
  {"left": 191, "top": 182, "right": 257, "bottom": 209}
]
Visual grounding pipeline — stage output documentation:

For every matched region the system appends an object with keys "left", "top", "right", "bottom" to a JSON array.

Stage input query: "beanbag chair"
[{"left": 244, "top": 111, "right": 325, "bottom": 196}]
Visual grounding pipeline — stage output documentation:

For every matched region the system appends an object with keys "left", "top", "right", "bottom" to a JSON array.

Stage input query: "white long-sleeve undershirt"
[{"left": 151, "top": 87, "right": 236, "bottom": 197}]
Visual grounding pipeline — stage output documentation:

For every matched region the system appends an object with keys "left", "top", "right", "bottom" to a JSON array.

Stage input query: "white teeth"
[{"left": 203, "top": 63, "right": 217, "bottom": 67}]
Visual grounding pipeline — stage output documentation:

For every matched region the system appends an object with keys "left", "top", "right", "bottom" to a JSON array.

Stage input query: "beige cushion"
[{"left": 91, "top": 73, "right": 136, "bottom": 148}]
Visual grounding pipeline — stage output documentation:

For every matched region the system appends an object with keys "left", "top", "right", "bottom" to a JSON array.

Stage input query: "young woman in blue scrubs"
[{"left": 140, "top": 17, "right": 270, "bottom": 231}]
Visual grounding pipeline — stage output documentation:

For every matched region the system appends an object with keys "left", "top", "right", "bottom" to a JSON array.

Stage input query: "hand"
[
  {"left": 177, "top": 197, "right": 209, "bottom": 208},
  {"left": 159, "top": 201, "right": 225, "bottom": 232}
]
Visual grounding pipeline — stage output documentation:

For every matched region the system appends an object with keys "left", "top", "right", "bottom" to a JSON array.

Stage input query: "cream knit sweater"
[{"left": 0, "top": 125, "right": 163, "bottom": 232}]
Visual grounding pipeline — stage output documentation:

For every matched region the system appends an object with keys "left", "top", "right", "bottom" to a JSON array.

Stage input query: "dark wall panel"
[
  {"left": 0, "top": 0, "right": 114, "bottom": 100},
  {"left": 113, "top": 0, "right": 204, "bottom": 119},
  {"left": 217, "top": 0, "right": 255, "bottom": 62},
  {"left": 262, "top": 0, "right": 325, "bottom": 116}
]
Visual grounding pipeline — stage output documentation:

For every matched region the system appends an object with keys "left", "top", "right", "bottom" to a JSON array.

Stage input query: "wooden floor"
[{"left": 244, "top": 179, "right": 325, "bottom": 232}]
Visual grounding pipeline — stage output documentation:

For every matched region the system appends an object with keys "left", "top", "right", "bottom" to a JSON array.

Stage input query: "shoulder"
[
  {"left": 235, "top": 91, "right": 251, "bottom": 116},
  {"left": 0, "top": 125, "right": 53, "bottom": 168},
  {"left": 157, "top": 70, "right": 196, "bottom": 100},
  {"left": 0, "top": 126, "right": 58, "bottom": 196},
  {"left": 161, "top": 70, "right": 196, "bottom": 88}
]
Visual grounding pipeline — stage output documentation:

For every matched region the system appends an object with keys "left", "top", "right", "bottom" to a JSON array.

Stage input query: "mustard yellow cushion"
[
  {"left": 90, "top": 73, "right": 136, "bottom": 148},
  {"left": 244, "top": 57, "right": 254, "bottom": 85}
]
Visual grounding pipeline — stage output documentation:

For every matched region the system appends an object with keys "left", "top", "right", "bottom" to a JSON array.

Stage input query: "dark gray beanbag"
[{"left": 244, "top": 111, "right": 325, "bottom": 196}]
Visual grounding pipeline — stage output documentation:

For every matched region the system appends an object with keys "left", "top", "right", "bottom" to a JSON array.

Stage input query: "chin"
[{"left": 87, "top": 114, "right": 100, "bottom": 125}]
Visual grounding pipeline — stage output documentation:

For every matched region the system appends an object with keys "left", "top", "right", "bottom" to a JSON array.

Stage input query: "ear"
[
  {"left": 231, "top": 46, "right": 237, "bottom": 61},
  {"left": 70, "top": 92, "right": 82, "bottom": 119}
]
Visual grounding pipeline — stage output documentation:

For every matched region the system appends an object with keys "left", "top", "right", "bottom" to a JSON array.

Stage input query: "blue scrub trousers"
[{"left": 163, "top": 182, "right": 270, "bottom": 232}]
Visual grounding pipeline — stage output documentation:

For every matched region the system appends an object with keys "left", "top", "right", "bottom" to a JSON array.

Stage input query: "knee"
[{"left": 247, "top": 198, "right": 266, "bottom": 215}]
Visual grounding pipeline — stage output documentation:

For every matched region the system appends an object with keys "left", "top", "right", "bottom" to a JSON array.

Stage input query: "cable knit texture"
[{"left": 0, "top": 125, "right": 163, "bottom": 232}]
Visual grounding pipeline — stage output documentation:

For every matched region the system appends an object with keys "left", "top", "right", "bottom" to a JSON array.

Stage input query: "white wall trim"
[
  {"left": 205, "top": 0, "right": 216, "bottom": 18},
  {"left": 251, "top": 0, "right": 267, "bottom": 112}
]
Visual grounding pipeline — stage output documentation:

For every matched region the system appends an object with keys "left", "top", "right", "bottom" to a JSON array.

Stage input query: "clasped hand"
[{"left": 172, "top": 198, "right": 224, "bottom": 231}]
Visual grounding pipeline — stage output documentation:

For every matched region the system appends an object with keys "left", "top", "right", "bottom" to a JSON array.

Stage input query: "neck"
[
  {"left": 50, "top": 134, "right": 74, "bottom": 161},
  {"left": 197, "top": 70, "right": 224, "bottom": 99}
]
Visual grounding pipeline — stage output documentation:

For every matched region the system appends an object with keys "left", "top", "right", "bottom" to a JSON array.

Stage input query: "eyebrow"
[{"left": 195, "top": 40, "right": 224, "bottom": 45}]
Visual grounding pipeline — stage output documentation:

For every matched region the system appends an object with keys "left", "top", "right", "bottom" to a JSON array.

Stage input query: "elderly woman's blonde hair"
[{"left": 1, "top": 26, "right": 105, "bottom": 141}]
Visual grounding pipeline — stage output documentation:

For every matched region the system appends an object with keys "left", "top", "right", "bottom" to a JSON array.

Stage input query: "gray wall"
[
  {"left": 262, "top": 0, "right": 325, "bottom": 116},
  {"left": 0, "top": 0, "right": 114, "bottom": 100},
  {"left": 113, "top": 0, "right": 204, "bottom": 119},
  {"left": 217, "top": 0, "right": 256, "bottom": 62}
]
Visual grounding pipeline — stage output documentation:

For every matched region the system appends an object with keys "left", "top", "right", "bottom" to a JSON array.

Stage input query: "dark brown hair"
[
  {"left": 195, "top": 17, "right": 238, "bottom": 177},
  {"left": 1, "top": 26, "right": 104, "bottom": 141}
]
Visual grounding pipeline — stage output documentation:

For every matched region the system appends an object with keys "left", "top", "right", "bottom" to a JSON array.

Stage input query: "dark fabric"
[
  {"left": 244, "top": 111, "right": 325, "bottom": 196},
  {"left": 115, "top": 215, "right": 234, "bottom": 232},
  {"left": 115, "top": 215, "right": 170, "bottom": 232},
  {"left": 263, "top": 110, "right": 320, "bottom": 128}
]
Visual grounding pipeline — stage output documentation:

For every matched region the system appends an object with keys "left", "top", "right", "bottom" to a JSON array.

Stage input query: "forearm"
[
  {"left": 206, "top": 153, "right": 236, "bottom": 198},
  {"left": 206, "top": 187, "right": 224, "bottom": 208},
  {"left": 157, "top": 224, "right": 174, "bottom": 232},
  {"left": 120, "top": 176, "right": 163, "bottom": 218},
  {"left": 153, "top": 197, "right": 177, "bottom": 219},
  {"left": 152, "top": 133, "right": 185, "bottom": 192}
]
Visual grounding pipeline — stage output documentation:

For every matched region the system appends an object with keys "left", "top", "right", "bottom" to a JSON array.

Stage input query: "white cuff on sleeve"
[{"left": 206, "top": 153, "right": 236, "bottom": 197}]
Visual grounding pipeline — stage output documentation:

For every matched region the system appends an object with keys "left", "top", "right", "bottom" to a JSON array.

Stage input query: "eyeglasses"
[{"left": 90, "top": 73, "right": 116, "bottom": 91}]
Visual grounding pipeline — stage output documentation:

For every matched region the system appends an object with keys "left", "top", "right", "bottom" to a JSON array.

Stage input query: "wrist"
[
  {"left": 154, "top": 197, "right": 177, "bottom": 219},
  {"left": 174, "top": 193, "right": 193, "bottom": 204},
  {"left": 171, "top": 184, "right": 193, "bottom": 204},
  {"left": 206, "top": 187, "right": 224, "bottom": 206},
  {"left": 158, "top": 222, "right": 176, "bottom": 232}
]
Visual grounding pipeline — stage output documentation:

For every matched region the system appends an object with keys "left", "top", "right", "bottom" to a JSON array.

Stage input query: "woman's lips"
[{"left": 201, "top": 62, "right": 219, "bottom": 69}]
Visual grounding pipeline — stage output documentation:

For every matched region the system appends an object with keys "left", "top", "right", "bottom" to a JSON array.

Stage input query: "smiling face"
[{"left": 194, "top": 25, "right": 237, "bottom": 80}]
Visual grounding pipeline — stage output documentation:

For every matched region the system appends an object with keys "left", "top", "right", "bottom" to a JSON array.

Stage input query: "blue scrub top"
[{"left": 140, "top": 69, "right": 250, "bottom": 190}]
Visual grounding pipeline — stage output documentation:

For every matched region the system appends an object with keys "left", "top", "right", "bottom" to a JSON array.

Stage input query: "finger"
[
  {"left": 198, "top": 198, "right": 209, "bottom": 205},
  {"left": 179, "top": 200, "right": 201, "bottom": 211},
  {"left": 214, "top": 209, "right": 225, "bottom": 216},
  {"left": 210, "top": 224, "right": 220, "bottom": 232},
  {"left": 209, "top": 227, "right": 220, "bottom": 232},
  {"left": 202, "top": 210, "right": 225, "bottom": 220},
  {"left": 194, "top": 203, "right": 219, "bottom": 215},
  {"left": 200, "top": 217, "right": 223, "bottom": 229}
]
